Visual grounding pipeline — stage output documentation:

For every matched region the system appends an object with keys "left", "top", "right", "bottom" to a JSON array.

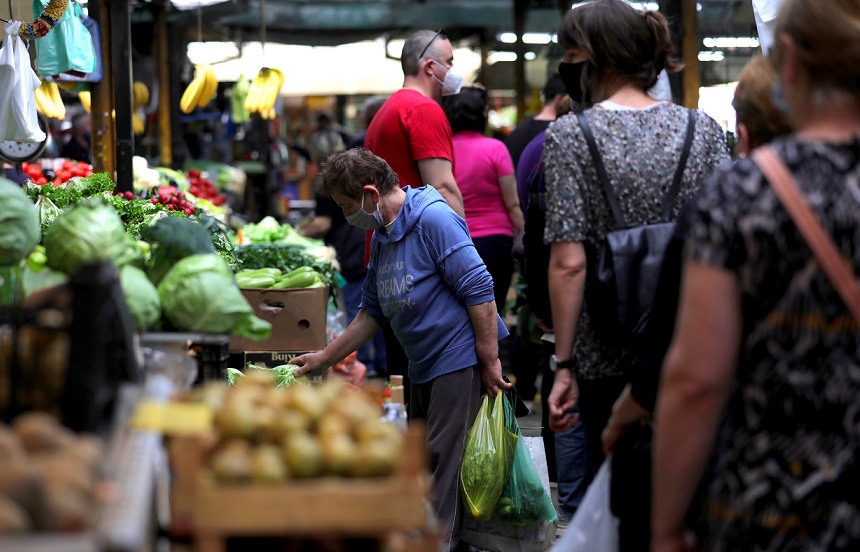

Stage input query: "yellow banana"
[
  {"left": 267, "top": 69, "right": 284, "bottom": 111},
  {"left": 34, "top": 84, "right": 49, "bottom": 117},
  {"left": 197, "top": 65, "right": 218, "bottom": 108},
  {"left": 48, "top": 82, "right": 65, "bottom": 120},
  {"left": 180, "top": 65, "right": 206, "bottom": 114},
  {"left": 262, "top": 69, "right": 278, "bottom": 112},
  {"left": 133, "top": 81, "right": 150, "bottom": 107},
  {"left": 79, "top": 91, "right": 91, "bottom": 113},
  {"left": 244, "top": 70, "right": 263, "bottom": 114}
]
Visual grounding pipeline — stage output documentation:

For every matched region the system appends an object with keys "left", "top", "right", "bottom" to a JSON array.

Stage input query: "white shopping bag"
[
  {"left": 2, "top": 20, "right": 46, "bottom": 143},
  {"left": 0, "top": 22, "right": 19, "bottom": 138},
  {"left": 552, "top": 461, "right": 618, "bottom": 552}
]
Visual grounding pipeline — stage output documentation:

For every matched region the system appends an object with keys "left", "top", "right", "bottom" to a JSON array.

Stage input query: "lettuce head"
[
  {"left": 157, "top": 254, "right": 271, "bottom": 339},
  {"left": 0, "top": 177, "right": 40, "bottom": 266},
  {"left": 44, "top": 198, "right": 131, "bottom": 274},
  {"left": 119, "top": 265, "right": 161, "bottom": 331}
]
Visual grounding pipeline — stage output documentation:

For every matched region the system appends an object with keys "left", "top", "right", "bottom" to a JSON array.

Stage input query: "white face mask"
[
  {"left": 431, "top": 61, "right": 463, "bottom": 96},
  {"left": 345, "top": 192, "right": 385, "bottom": 230}
]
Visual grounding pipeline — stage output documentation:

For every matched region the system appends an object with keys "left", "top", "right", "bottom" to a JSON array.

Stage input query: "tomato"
[{"left": 35, "top": 176, "right": 47, "bottom": 185}]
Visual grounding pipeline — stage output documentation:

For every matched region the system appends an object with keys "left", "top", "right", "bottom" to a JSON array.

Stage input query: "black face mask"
[{"left": 558, "top": 60, "right": 589, "bottom": 105}]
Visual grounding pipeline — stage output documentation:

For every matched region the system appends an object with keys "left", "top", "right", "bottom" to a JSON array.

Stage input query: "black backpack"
[{"left": 577, "top": 109, "right": 697, "bottom": 352}]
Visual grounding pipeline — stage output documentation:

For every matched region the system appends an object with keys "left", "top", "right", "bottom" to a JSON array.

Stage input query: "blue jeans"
[
  {"left": 341, "top": 279, "right": 387, "bottom": 374},
  {"left": 555, "top": 405, "right": 592, "bottom": 518}
]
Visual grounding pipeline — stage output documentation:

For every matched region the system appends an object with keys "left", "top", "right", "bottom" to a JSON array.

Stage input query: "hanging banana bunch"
[
  {"left": 132, "top": 81, "right": 150, "bottom": 135},
  {"left": 179, "top": 64, "right": 218, "bottom": 114},
  {"left": 244, "top": 68, "right": 284, "bottom": 119},
  {"left": 34, "top": 81, "right": 65, "bottom": 120}
]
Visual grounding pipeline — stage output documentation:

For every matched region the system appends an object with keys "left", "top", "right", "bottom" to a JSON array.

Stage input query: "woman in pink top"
[{"left": 444, "top": 86, "right": 525, "bottom": 312}]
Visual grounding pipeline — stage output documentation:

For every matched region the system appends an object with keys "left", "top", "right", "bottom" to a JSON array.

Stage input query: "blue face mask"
[{"left": 345, "top": 192, "right": 385, "bottom": 230}]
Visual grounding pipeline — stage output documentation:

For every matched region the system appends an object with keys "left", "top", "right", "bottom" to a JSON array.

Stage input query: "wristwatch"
[{"left": 549, "top": 354, "right": 576, "bottom": 373}]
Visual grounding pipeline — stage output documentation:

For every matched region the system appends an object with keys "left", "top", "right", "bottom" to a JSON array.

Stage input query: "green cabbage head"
[
  {"left": 0, "top": 177, "right": 40, "bottom": 266},
  {"left": 44, "top": 198, "right": 131, "bottom": 274},
  {"left": 119, "top": 265, "right": 161, "bottom": 331},
  {"left": 157, "top": 254, "right": 271, "bottom": 339}
]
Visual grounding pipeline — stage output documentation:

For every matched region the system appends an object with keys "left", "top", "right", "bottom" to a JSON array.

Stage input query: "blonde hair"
[
  {"left": 772, "top": 0, "right": 860, "bottom": 95},
  {"left": 732, "top": 56, "right": 792, "bottom": 149}
]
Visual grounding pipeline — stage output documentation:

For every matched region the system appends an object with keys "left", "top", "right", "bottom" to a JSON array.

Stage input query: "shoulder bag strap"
[
  {"left": 661, "top": 109, "right": 698, "bottom": 220},
  {"left": 576, "top": 111, "right": 626, "bottom": 228},
  {"left": 753, "top": 145, "right": 860, "bottom": 323}
]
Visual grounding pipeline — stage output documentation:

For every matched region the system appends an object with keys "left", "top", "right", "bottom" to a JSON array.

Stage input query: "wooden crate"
[{"left": 169, "top": 425, "right": 432, "bottom": 551}]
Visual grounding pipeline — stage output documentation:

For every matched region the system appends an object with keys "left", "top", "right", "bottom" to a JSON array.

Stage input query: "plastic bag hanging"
[
  {"left": 33, "top": 0, "right": 95, "bottom": 77},
  {"left": 460, "top": 394, "right": 518, "bottom": 522},
  {"left": 0, "top": 20, "right": 46, "bottom": 142}
]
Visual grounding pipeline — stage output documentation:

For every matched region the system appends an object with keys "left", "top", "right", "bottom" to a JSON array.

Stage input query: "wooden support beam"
[
  {"left": 89, "top": 0, "right": 115, "bottom": 176},
  {"left": 156, "top": 5, "right": 172, "bottom": 166},
  {"left": 681, "top": 0, "right": 700, "bottom": 108}
]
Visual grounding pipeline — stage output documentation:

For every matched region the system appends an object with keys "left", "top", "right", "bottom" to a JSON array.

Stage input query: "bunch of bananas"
[
  {"left": 34, "top": 81, "right": 65, "bottom": 120},
  {"left": 180, "top": 64, "right": 218, "bottom": 114},
  {"left": 244, "top": 67, "right": 283, "bottom": 120},
  {"left": 132, "top": 81, "right": 150, "bottom": 135}
]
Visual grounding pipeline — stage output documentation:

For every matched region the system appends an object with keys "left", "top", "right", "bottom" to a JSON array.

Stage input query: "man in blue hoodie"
[{"left": 291, "top": 148, "right": 511, "bottom": 551}]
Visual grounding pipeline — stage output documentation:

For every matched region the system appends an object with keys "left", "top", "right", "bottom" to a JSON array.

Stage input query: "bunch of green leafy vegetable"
[
  {"left": 25, "top": 173, "right": 115, "bottom": 208},
  {"left": 104, "top": 194, "right": 172, "bottom": 239},
  {"left": 0, "top": 177, "right": 40, "bottom": 266},
  {"left": 196, "top": 213, "right": 240, "bottom": 273},
  {"left": 226, "top": 365, "right": 307, "bottom": 389}
]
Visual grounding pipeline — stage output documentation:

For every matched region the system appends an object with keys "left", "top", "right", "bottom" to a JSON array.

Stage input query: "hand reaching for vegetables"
[{"left": 289, "top": 352, "right": 328, "bottom": 377}]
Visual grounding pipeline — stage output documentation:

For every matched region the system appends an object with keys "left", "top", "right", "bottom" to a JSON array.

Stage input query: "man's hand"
[
  {"left": 601, "top": 421, "right": 628, "bottom": 455},
  {"left": 481, "top": 359, "right": 512, "bottom": 396},
  {"left": 288, "top": 351, "right": 328, "bottom": 377},
  {"left": 548, "top": 368, "right": 580, "bottom": 432}
]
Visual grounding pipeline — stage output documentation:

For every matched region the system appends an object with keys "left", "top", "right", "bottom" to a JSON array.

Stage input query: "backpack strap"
[
  {"left": 577, "top": 111, "right": 626, "bottom": 227},
  {"left": 661, "top": 109, "right": 698, "bottom": 220}
]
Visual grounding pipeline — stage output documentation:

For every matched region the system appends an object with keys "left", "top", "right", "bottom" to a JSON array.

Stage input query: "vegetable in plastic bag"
[
  {"left": 157, "top": 253, "right": 271, "bottom": 339},
  {"left": 226, "top": 365, "right": 308, "bottom": 389},
  {"left": 0, "top": 177, "right": 40, "bottom": 266},
  {"left": 493, "top": 394, "right": 558, "bottom": 525},
  {"left": 119, "top": 265, "right": 161, "bottom": 331},
  {"left": 460, "top": 393, "right": 518, "bottom": 522},
  {"left": 43, "top": 198, "right": 131, "bottom": 274}
]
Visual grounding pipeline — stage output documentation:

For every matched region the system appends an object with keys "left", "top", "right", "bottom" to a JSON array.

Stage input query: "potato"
[
  {"left": 209, "top": 440, "right": 252, "bottom": 483},
  {"left": 251, "top": 445, "right": 288, "bottom": 484},
  {"left": 355, "top": 419, "right": 403, "bottom": 447},
  {"left": 331, "top": 393, "right": 382, "bottom": 431},
  {"left": 0, "top": 495, "right": 31, "bottom": 533},
  {"left": 32, "top": 454, "right": 94, "bottom": 497},
  {"left": 63, "top": 435, "right": 104, "bottom": 472},
  {"left": 349, "top": 440, "right": 399, "bottom": 478},
  {"left": 213, "top": 401, "right": 257, "bottom": 440},
  {"left": 0, "top": 427, "right": 25, "bottom": 463},
  {"left": 259, "top": 388, "right": 287, "bottom": 411},
  {"left": 41, "top": 486, "right": 89, "bottom": 531},
  {"left": 13, "top": 412, "right": 73, "bottom": 454},
  {"left": 254, "top": 406, "right": 279, "bottom": 443},
  {"left": 282, "top": 433, "right": 323, "bottom": 478},
  {"left": 192, "top": 383, "right": 228, "bottom": 411},
  {"left": 272, "top": 409, "right": 311, "bottom": 441},
  {"left": 284, "top": 385, "right": 325, "bottom": 423},
  {"left": 0, "top": 461, "right": 47, "bottom": 524},
  {"left": 320, "top": 433, "right": 357, "bottom": 476},
  {"left": 238, "top": 369, "right": 275, "bottom": 389},
  {"left": 317, "top": 378, "right": 349, "bottom": 409},
  {"left": 317, "top": 413, "right": 352, "bottom": 442}
]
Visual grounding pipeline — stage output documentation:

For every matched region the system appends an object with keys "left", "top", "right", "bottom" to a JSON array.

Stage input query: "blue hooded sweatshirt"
[{"left": 362, "top": 186, "right": 509, "bottom": 384}]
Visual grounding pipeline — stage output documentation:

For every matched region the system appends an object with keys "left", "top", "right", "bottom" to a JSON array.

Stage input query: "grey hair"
[{"left": 401, "top": 30, "right": 446, "bottom": 76}]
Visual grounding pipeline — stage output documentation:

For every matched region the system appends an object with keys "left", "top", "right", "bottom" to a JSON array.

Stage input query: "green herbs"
[
  {"left": 236, "top": 243, "right": 336, "bottom": 287},
  {"left": 226, "top": 365, "right": 308, "bottom": 389},
  {"left": 25, "top": 173, "right": 115, "bottom": 209},
  {"left": 104, "top": 194, "right": 173, "bottom": 239}
]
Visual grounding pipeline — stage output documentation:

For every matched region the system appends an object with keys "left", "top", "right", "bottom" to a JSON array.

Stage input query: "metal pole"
[
  {"left": 156, "top": 3, "right": 172, "bottom": 165},
  {"left": 681, "top": 0, "right": 700, "bottom": 109},
  {"left": 111, "top": 0, "right": 134, "bottom": 191},
  {"left": 514, "top": 0, "right": 527, "bottom": 123}
]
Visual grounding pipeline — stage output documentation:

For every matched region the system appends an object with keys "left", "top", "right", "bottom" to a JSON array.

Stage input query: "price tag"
[{"left": 131, "top": 401, "right": 213, "bottom": 435}]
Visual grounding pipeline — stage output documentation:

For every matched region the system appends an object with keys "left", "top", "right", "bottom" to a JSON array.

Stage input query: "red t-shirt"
[{"left": 362, "top": 89, "right": 456, "bottom": 262}]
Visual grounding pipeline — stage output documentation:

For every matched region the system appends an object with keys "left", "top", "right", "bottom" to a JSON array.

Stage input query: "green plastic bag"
[
  {"left": 460, "top": 394, "right": 518, "bottom": 522},
  {"left": 494, "top": 394, "right": 558, "bottom": 525},
  {"left": 34, "top": 0, "right": 96, "bottom": 77}
]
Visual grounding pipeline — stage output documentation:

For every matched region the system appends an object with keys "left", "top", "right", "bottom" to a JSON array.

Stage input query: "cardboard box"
[
  {"left": 233, "top": 350, "right": 312, "bottom": 368},
  {"left": 229, "top": 287, "right": 329, "bottom": 352}
]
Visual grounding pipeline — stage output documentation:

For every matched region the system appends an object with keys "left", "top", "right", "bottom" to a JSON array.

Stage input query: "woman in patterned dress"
[{"left": 653, "top": 1, "right": 860, "bottom": 551}]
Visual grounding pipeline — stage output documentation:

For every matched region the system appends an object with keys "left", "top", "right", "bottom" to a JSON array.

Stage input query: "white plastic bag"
[
  {"left": 552, "top": 461, "right": 618, "bottom": 552},
  {"left": 1, "top": 20, "right": 46, "bottom": 143}
]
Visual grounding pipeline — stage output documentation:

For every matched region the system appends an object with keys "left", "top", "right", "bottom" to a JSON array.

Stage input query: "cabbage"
[
  {"left": 0, "top": 177, "right": 40, "bottom": 266},
  {"left": 157, "top": 254, "right": 271, "bottom": 339},
  {"left": 44, "top": 198, "right": 131, "bottom": 274},
  {"left": 119, "top": 265, "right": 161, "bottom": 331}
]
